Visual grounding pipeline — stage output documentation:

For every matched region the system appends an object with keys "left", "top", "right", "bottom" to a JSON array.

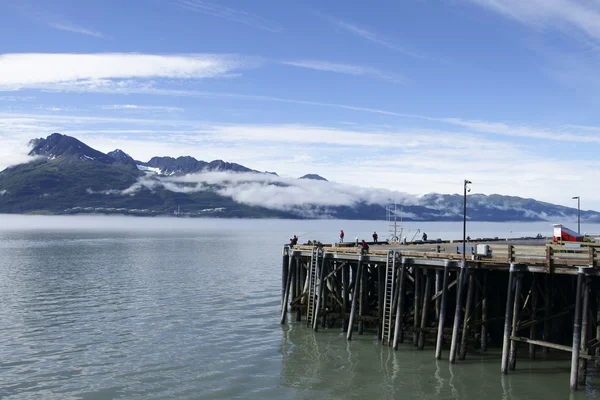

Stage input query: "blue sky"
[{"left": 1, "top": 0, "right": 600, "bottom": 209}]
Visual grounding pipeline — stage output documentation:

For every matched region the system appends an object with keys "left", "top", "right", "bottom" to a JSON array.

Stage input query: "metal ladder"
[
  {"left": 381, "top": 251, "right": 396, "bottom": 345},
  {"left": 306, "top": 247, "right": 321, "bottom": 328}
]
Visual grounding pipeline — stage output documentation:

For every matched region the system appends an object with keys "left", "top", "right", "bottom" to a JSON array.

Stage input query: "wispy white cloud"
[
  {"left": 0, "top": 53, "right": 252, "bottom": 91},
  {"left": 100, "top": 104, "right": 184, "bottom": 112},
  {"left": 175, "top": 0, "right": 282, "bottom": 32},
  {"left": 0, "top": 95, "right": 34, "bottom": 101},
  {"left": 7, "top": 2, "right": 107, "bottom": 39},
  {"left": 281, "top": 60, "right": 407, "bottom": 84},
  {"left": 468, "top": 0, "right": 600, "bottom": 42},
  {"left": 322, "top": 14, "right": 425, "bottom": 59},
  {"left": 49, "top": 23, "right": 105, "bottom": 38}
]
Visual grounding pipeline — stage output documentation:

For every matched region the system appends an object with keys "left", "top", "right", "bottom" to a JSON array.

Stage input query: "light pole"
[
  {"left": 463, "top": 180, "right": 472, "bottom": 259},
  {"left": 572, "top": 196, "right": 580, "bottom": 234},
  {"left": 450, "top": 179, "right": 471, "bottom": 364}
]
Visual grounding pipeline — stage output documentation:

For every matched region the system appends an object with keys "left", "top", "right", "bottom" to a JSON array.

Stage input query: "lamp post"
[
  {"left": 463, "top": 180, "right": 472, "bottom": 259},
  {"left": 572, "top": 196, "right": 580, "bottom": 234},
  {"left": 450, "top": 179, "right": 472, "bottom": 364}
]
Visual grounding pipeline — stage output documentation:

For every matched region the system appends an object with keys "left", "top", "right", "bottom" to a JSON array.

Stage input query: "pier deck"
[{"left": 280, "top": 239, "right": 600, "bottom": 391}]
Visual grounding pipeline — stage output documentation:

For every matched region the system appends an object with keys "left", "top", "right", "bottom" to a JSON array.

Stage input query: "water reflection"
[{"left": 279, "top": 321, "right": 598, "bottom": 399}]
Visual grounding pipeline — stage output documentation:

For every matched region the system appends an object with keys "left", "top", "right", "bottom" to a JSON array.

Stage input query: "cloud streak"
[
  {"left": 175, "top": 0, "right": 282, "bottom": 32},
  {"left": 0, "top": 53, "right": 251, "bottom": 91},
  {"left": 468, "top": 0, "right": 600, "bottom": 42},
  {"left": 281, "top": 60, "right": 407, "bottom": 84},
  {"left": 100, "top": 104, "right": 184, "bottom": 112},
  {"left": 49, "top": 23, "right": 105, "bottom": 38},
  {"left": 323, "top": 15, "right": 425, "bottom": 59}
]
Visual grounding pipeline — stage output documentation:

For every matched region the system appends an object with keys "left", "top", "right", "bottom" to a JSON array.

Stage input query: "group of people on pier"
[{"left": 291, "top": 229, "right": 430, "bottom": 248}]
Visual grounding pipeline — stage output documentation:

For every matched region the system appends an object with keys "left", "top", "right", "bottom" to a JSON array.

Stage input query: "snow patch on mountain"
[{"left": 137, "top": 164, "right": 162, "bottom": 174}]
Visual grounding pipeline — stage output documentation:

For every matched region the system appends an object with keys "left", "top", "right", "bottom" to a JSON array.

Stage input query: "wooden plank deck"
[{"left": 292, "top": 240, "right": 598, "bottom": 274}]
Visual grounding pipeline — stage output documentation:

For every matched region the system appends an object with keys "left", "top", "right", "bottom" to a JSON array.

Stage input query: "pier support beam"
[
  {"left": 313, "top": 256, "right": 327, "bottom": 331},
  {"left": 435, "top": 260, "right": 451, "bottom": 360},
  {"left": 378, "top": 264, "right": 384, "bottom": 340},
  {"left": 435, "top": 270, "right": 442, "bottom": 321},
  {"left": 459, "top": 272, "right": 474, "bottom": 360},
  {"left": 579, "top": 276, "right": 590, "bottom": 386},
  {"left": 543, "top": 275, "right": 552, "bottom": 353},
  {"left": 393, "top": 258, "right": 408, "bottom": 350},
  {"left": 359, "top": 263, "right": 367, "bottom": 335},
  {"left": 449, "top": 259, "right": 467, "bottom": 364},
  {"left": 295, "top": 258, "right": 302, "bottom": 322},
  {"left": 509, "top": 272, "right": 523, "bottom": 371},
  {"left": 570, "top": 268, "right": 585, "bottom": 391},
  {"left": 481, "top": 270, "right": 488, "bottom": 352},
  {"left": 414, "top": 265, "right": 421, "bottom": 346},
  {"left": 501, "top": 263, "right": 517, "bottom": 375},
  {"left": 347, "top": 259, "right": 363, "bottom": 341},
  {"left": 596, "top": 291, "right": 600, "bottom": 365},
  {"left": 529, "top": 274, "right": 538, "bottom": 359},
  {"left": 281, "top": 247, "right": 290, "bottom": 311},
  {"left": 342, "top": 263, "right": 349, "bottom": 331},
  {"left": 418, "top": 271, "right": 432, "bottom": 350},
  {"left": 280, "top": 250, "right": 294, "bottom": 324}
]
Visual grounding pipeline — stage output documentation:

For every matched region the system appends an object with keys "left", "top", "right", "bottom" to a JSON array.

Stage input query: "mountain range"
[{"left": 0, "top": 133, "right": 596, "bottom": 223}]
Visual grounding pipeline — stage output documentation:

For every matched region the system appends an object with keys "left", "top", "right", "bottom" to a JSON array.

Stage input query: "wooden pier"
[{"left": 280, "top": 240, "right": 600, "bottom": 391}]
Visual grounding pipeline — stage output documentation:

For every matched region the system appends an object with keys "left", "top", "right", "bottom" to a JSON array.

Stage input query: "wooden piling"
[
  {"left": 312, "top": 255, "right": 327, "bottom": 331},
  {"left": 596, "top": 291, "right": 600, "bottom": 365},
  {"left": 529, "top": 274, "right": 538, "bottom": 359},
  {"left": 435, "top": 260, "right": 451, "bottom": 360},
  {"left": 435, "top": 270, "right": 442, "bottom": 321},
  {"left": 280, "top": 251, "right": 294, "bottom": 324},
  {"left": 342, "top": 263, "right": 349, "bottom": 331},
  {"left": 570, "top": 268, "right": 585, "bottom": 391},
  {"left": 281, "top": 248, "right": 290, "bottom": 311},
  {"left": 543, "top": 274, "right": 552, "bottom": 353},
  {"left": 509, "top": 272, "right": 522, "bottom": 371},
  {"left": 359, "top": 263, "right": 367, "bottom": 335},
  {"left": 414, "top": 265, "right": 421, "bottom": 346},
  {"left": 393, "top": 258, "right": 408, "bottom": 350},
  {"left": 295, "top": 258, "right": 302, "bottom": 322},
  {"left": 578, "top": 276, "right": 590, "bottom": 386},
  {"left": 418, "top": 271, "right": 432, "bottom": 350},
  {"left": 290, "top": 255, "right": 297, "bottom": 310},
  {"left": 449, "top": 259, "right": 467, "bottom": 364},
  {"left": 501, "top": 263, "right": 517, "bottom": 375},
  {"left": 481, "top": 270, "right": 488, "bottom": 352},
  {"left": 347, "top": 260, "right": 363, "bottom": 340},
  {"left": 378, "top": 264, "right": 385, "bottom": 340},
  {"left": 459, "top": 272, "right": 474, "bottom": 360}
]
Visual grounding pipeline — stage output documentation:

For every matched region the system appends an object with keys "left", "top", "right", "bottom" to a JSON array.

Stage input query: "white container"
[{"left": 477, "top": 244, "right": 490, "bottom": 256}]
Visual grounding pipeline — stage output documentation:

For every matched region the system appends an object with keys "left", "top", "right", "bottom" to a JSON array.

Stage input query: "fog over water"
[{"left": 1, "top": 215, "right": 599, "bottom": 399}]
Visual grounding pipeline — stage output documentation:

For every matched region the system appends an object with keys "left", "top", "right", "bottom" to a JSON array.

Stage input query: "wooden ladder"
[
  {"left": 381, "top": 250, "right": 396, "bottom": 345},
  {"left": 306, "top": 246, "right": 321, "bottom": 328}
]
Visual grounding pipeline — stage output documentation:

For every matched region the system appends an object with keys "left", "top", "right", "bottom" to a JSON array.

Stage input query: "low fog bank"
[
  {"left": 109, "top": 171, "right": 417, "bottom": 211},
  {"left": 0, "top": 214, "right": 584, "bottom": 243}
]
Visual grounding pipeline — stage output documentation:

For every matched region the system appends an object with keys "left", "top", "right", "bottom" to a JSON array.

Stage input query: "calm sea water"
[{"left": 1, "top": 215, "right": 599, "bottom": 399}]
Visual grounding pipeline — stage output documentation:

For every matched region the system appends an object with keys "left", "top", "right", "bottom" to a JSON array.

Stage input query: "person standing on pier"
[
  {"left": 340, "top": 230, "right": 345, "bottom": 243},
  {"left": 360, "top": 240, "right": 369, "bottom": 255},
  {"left": 290, "top": 235, "right": 298, "bottom": 246},
  {"left": 422, "top": 232, "right": 428, "bottom": 241},
  {"left": 373, "top": 231, "right": 378, "bottom": 243}
]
